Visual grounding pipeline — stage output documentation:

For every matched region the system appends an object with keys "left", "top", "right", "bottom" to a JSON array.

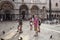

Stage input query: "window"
[
  {"left": 56, "top": 3, "right": 58, "bottom": 7},
  {"left": 43, "top": 6, "right": 45, "bottom": 9},
  {"left": 13, "top": 0, "right": 14, "bottom": 1}
]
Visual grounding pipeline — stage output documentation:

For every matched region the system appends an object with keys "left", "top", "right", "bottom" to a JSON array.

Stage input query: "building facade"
[{"left": 0, "top": 0, "right": 60, "bottom": 21}]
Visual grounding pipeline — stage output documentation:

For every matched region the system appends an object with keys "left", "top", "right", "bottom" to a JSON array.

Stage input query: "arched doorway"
[
  {"left": 0, "top": 1, "right": 14, "bottom": 21},
  {"left": 19, "top": 5, "right": 29, "bottom": 20},
  {"left": 4, "top": 10, "right": 11, "bottom": 20},
  {"left": 31, "top": 5, "right": 39, "bottom": 15}
]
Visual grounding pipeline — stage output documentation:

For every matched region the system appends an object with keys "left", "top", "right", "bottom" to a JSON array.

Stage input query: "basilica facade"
[{"left": 0, "top": 0, "right": 60, "bottom": 21}]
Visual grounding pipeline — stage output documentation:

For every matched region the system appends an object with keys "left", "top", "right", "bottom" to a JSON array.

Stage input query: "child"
[
  {"left": 38, "top": 18, "right": 41, "bottom": 32},
  {"left": 29, "top": 17, "right": 33, "bottom": 30},
  {"left": 18, "top": 18, "right": 23, "bottom": 33}
]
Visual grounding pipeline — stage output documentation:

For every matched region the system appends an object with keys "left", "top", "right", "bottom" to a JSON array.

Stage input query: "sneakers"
[
  {"left": 34, "top": 34, "right": 38, "bottom": 37},
  {"left": 19, "top": 31, "right": 23, "bottom": 34}
]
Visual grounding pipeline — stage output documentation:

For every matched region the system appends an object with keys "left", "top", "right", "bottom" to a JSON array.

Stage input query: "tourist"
[
  {"left": 38, "top": 17, "right": 41, "bottom": 32},
  {"left": 17, "top": 15, "right": 23, "bottom": 33},
  {"left": 29, "top": 17, "right": 33, "bottom": 30},
  {"left": 33, "top": 15, "right": 39, "bottom": 36}
]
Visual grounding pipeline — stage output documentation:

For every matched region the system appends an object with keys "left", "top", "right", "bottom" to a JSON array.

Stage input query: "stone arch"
[
  {"left": 0, "top": 1, "right": 14, "bottom": 10},
  {"left": 0, "top": 1, "right": 14, "bottom": 21},
  {"left": 31, "top": 5, "right": 39, "bottom": 15},
  {"left": 42, "top": 6, "right": 47, "bottom": 20},
  {"left": 19, "top": 4, "right": 29, "bottom": 20}
]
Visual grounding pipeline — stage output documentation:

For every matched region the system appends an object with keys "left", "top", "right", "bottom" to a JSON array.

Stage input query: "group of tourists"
[{"left": 17, "top": 15, "right": 41, "bottom": 37}]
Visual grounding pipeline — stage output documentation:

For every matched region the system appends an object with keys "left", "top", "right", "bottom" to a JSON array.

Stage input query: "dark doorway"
[
  {"left": 4, "top": 10, "right": 11, "bottom": 21},
  {"left": 0, "top": 14, "right": 2, "bottom": 19},
  {"left": 5, "top": 14, "right": 10, "bottom": 20},
  {"left": 22, "top": 11, "right": 25, "bottom": 20}
]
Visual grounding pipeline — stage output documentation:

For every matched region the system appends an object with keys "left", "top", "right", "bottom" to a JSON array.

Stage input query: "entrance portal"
[
  {"left": 0, "top": 1, "right": 14, "bottom": 21},
  {"left": 19, "top": 5, "right": 29, "bottom": 20}
]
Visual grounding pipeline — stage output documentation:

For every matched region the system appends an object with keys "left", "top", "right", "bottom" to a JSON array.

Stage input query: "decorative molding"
[{"left": 14, "top": 2, "right": 47, "bottom": 5}]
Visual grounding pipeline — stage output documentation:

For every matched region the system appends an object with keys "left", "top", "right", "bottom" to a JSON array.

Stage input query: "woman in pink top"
[{"left": 34, "top": 15, "right": 39, "bottom": 36}]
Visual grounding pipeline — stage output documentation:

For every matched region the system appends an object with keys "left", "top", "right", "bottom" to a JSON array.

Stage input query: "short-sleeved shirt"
[{"left": 34, "top": 17, "right": 39, "bottom": 27}]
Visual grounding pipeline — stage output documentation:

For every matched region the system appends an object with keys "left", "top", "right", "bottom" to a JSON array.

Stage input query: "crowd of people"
[{"left": 17, "top": 15, "right": 41, "bottom": 37}]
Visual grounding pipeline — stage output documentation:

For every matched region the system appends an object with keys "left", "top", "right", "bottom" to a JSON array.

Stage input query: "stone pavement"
[
  {"left": 0, "top": 21, "right": 18, "bottom": 37},
  {"left": 11, "top": 21, "right": 60, "bottom": 40},
  {"left": 0, "top": 21, "right": 60, "bottom": 40}
]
